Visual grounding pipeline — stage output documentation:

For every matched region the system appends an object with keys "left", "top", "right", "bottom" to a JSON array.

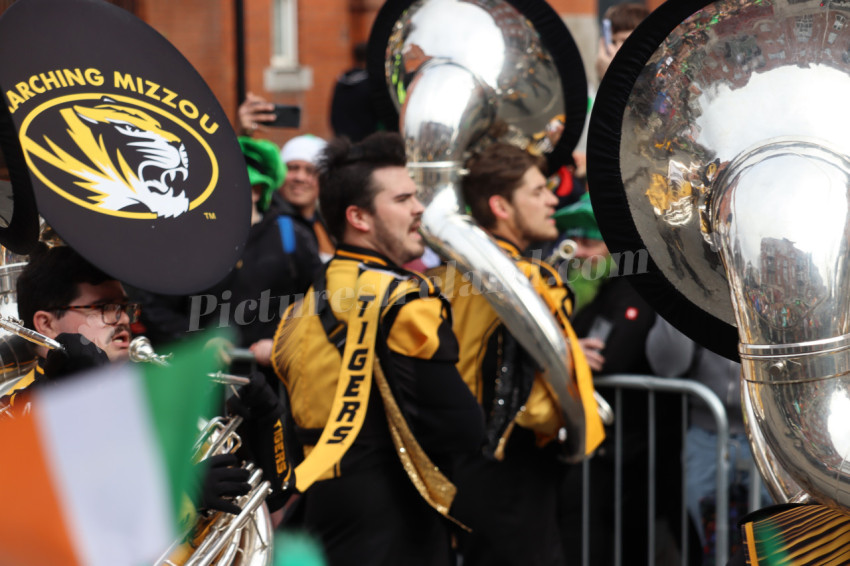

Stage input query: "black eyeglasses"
[{"left": 53, "top": 303, "right": 141, "bottom": 325}]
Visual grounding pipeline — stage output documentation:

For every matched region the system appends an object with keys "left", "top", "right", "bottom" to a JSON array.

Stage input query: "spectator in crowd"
[
  {"left": 235, "top": 93, "right": 334, "bottom": 261},
  {"left": 646, "top": 315, "right": 771, "bottom": 562},
  {"left": 566, "top": 2, "right": 650, "bottom": 211},
  {"left": 558, "top": 195, "right": 699, "bottom": 566},
  {"left": 595, "top": 2, "right": 651, "bottom": 80},
  {"left": 204, "top": 136, "right": 322, "bottom": 350},
  {"left": 277, "top": 134, "right": 335, "bottom": 263},
  {"left": 330, "top": 41, "right": 381, "bottom": 143}
]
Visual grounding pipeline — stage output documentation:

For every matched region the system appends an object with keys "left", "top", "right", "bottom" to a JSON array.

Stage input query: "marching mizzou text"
[{"left": 4, "top": 68, "right": 219, "bottom": 134}]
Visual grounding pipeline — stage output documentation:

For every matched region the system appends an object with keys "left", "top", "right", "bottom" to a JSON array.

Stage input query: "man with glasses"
[
  {"left": 2, "top": 244, "right": 137, "bottom": 409},
  {"left": 17, "top": 244, "right": 137, "bottom": 362},
  {"left": 3, "top": 244, "right": 268, "bottom": 518}
]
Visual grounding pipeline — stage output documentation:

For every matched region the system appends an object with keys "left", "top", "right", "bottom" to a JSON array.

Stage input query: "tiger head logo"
[{"left": 26, "top": 97, "right": 192, "bottom": 218}]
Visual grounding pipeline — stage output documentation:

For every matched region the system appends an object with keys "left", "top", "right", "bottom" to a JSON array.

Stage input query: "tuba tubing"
[
  {"left": 0, "top": 314, "right": 64, "bottom": 352},
  {"left": 545, "top": 238, "right": 577, "bottom": 266},
  {"left": 134, "top": 341, "right": 273, "bottom": 566},
  {"left": 712, "top": 141, "right": 850, "bottom": 509},
  {"left": 386, "top": 0, "right": 608, "bottom": 460},
  {"left": 408, "top": 159, "right": 589, "bottom": 461},
  {"left": 184, "top": 467, "right": 272, "bottom": 566}
]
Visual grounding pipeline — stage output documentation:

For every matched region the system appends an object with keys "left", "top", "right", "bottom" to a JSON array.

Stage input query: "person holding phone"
[
  {"left": 238, "top": 92, "right": 301, "bottom": 135},
  {"left": 556, "top": 194, "right": 700, "bottom": 566},
  {"left": 566, "top": 3, "right": 650, "bottom": 222},
  {"left": 595, "top": 3, "right": 650, "bottom": 80}
]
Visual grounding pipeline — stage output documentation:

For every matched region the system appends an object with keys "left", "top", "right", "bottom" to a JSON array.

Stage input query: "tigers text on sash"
[{"left": 292, "top": 269, "right": 395, "bottom": 493}]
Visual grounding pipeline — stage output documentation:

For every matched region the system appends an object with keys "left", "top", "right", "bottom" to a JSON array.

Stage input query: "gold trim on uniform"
[
  {"left": 373, "top": 361, "right": 465, "bottom": 529},
  {"left": 741, "top": 504, "right": 850, "bottom": 565}
]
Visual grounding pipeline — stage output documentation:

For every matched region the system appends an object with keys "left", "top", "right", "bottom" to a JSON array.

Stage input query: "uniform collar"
[
  {"left": 493, "top": 236, "right": 523, "bottom": 260},
  {"left": 335, "top": 244, "right": 403, "bottom": 271}
]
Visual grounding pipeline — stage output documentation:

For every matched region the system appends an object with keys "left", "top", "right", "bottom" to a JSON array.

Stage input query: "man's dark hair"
[
  {"left": 604, "top": 2, "right": 650, "bottom": 34},
  {"left": 318, "top": 132, "right": 407, "bottom": 241},
  {"left": 17, "top": 244, "right": 113, "bottom": 330},
  {"left": 462, "top": 143, "right": 547, "bottom": 230}
]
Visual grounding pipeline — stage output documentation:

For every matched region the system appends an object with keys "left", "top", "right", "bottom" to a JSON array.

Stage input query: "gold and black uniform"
[
  {"left": 0, "top": 361, "right": 44, "bottom": 415},
  {"left": 271, "top": 245, "right": 484, "bottom": 566},
  {"left": 428, "top": 237, "right": 600, "bottom": 566}
]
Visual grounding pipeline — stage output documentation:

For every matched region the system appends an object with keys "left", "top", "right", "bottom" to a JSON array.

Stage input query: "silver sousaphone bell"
[
  {"left": 369, "top": 0, "right": 606, "bottom": 460},
  {"left": 588, "top": 0, "right": 850, "bottom": 509}
]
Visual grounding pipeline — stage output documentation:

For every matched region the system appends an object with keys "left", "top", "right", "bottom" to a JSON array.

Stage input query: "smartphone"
[
  {"left": 587, "top": 316, "right": 613, "bottom": 344},
  {"left": 602, "top": 18, "right": 613, "bottom": 47},
  {"left": 268, "top": 104, "right": 301, "bottom": 129}
]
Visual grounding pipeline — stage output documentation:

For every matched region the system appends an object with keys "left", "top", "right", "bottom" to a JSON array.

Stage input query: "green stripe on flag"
[{"left": 139, "top": 330, "right": 229, "bottom": 527}]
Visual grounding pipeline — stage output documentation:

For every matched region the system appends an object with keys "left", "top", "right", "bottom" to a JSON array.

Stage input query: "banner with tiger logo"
[{"left": 0, "top": 0, "right": 251, "bottom": 294}]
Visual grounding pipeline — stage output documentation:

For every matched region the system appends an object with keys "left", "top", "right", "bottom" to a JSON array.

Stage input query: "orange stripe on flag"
[{"left": 0, "top": 410, "right": 80, "bottom": 566}]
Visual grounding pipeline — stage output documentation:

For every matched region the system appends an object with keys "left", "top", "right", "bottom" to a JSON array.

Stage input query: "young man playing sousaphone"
[
  {"left": 427, "top": 142, "right": 605, "bottom": 566},
  {"left": 268, "top": 131, "right": 485, "bottom": 566}
]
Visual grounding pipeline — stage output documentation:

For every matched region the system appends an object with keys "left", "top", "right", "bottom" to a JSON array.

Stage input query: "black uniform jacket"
[{"left": 271, "top": 245, "right": 484, "bottom": 566}]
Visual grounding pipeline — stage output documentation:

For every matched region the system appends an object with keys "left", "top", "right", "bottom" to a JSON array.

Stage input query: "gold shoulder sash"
[
  {"left": 516, "top": 259, "right": 605, "bottom": 455},
  {"left": 293, "top": 268, "right": 395, "bottom": 493}
]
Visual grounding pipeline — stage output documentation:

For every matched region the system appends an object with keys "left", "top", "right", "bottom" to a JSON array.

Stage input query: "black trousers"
[
  {"left": 451, "top": 429, "right": 567, "bottom": 566},
  {"left": 301, "top": 463, "right": 454, "bottom": 566}
]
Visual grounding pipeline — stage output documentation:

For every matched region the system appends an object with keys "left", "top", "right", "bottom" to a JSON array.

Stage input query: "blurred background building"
[{"left": 0, "top": 0, "right": 663, "bottom": 146}]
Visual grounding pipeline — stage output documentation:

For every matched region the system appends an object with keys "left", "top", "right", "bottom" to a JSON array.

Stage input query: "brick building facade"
[{"left": 0, "top": 0, "right": 656, "bottom": 148}]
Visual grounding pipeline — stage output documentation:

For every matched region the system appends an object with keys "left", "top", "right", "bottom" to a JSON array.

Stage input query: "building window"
[
  {"left": 795, "top": 15, "right": 813, "bottom": 41},
  {"left": 266, "top": 0, "right": 312, "bottom": 92},
  {"left": 272, "top": 0, "right": 298, "bottom": 69}
]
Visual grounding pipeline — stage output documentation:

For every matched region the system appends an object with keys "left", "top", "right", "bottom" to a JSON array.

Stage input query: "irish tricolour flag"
[{"left": 0, "top": 334, "right": 219, "bottom": 566}]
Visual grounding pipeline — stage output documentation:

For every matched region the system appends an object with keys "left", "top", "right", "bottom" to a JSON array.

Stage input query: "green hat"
[
  {"left": 553, "top": 192, "right": 603, "bottom": 241},
  {"left": 238, "top": 136, "right": 287, "bottom": 212}
]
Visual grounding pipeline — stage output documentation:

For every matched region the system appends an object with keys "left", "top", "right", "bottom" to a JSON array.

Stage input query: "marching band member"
[
  {"left": 269, "top": 132, "right": 484, "bottom": 566},
  {"left": 427, "top": 143, "right": 604, "bottom": 566},
  {"left": 0, "top": 244, "right": 282, "bottom": 519},
  {"left": 3, "top": 243, "right": 136, "bottom": 408}
]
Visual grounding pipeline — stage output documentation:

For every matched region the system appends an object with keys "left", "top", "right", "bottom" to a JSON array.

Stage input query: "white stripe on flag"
[{"left": 36, "top": 363, "right": 174, "bottom": 566}]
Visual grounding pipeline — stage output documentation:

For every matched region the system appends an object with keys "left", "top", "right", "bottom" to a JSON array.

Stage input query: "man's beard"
[{"left": 373, "top": 218, "right": 422, "bottom": 265}]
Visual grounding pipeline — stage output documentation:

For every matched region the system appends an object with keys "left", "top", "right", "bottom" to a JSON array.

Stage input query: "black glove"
[
  {"left": 198, "top": 453, "right": 251, "bottom": 515},
  {"left": 226, "top": 371, "right": 283, "bottom": 422},
  {"left": 43, "top": 333, "right": 110, "bottom": 381}
]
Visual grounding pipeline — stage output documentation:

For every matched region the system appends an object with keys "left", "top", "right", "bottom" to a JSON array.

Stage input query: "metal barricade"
[{"left": 577, "top": 374, "right": 764, "bottom": 566}]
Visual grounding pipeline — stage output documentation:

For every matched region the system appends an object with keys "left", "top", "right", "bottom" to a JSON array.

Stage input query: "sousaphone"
[
  {"left": 588, "top": 0, "right": 850, "bottom": 509},
  {"left": 0, "top": 0, "right": 252, "bottom": 296},
  {"left": 369, "top": 0, "right": 602, "bottom": 460},
  {"left": 0, "top": 1, "right": 269, "bottom": 563}
]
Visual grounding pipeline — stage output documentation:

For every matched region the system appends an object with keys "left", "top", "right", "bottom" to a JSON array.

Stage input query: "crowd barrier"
[{"left": 579, "top": 374, "right": 764, "bottom": 566}]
